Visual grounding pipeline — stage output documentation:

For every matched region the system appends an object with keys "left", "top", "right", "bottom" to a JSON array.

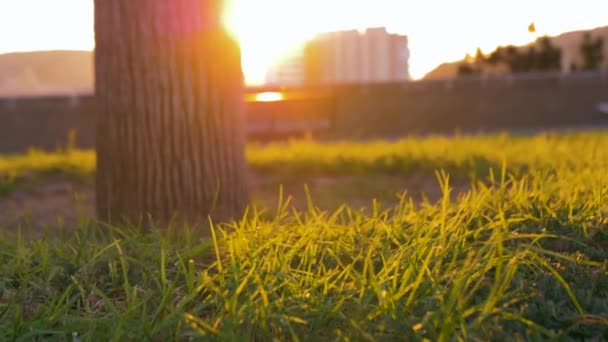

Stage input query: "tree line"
[{"left": 458, "top": 31, "right": 605, "bottom": 76}]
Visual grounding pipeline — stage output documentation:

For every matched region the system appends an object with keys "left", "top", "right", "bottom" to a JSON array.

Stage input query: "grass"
[
  {"left": 1, "top": 132, "right": 607, "bottom": 340},
  {"left": 2, "top": 132, "right": 607, "bottom": 194},
  {"left": 0, "top": 149, "right": 93, "bottom": 196}
]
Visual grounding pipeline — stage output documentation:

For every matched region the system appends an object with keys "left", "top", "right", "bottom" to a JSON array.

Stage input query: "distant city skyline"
[
  {"left": 266, "top": 28, "right": 410, "bottom": 86},
  {"left": 0, "top": 0, "right": 607, "bottom": 83}
]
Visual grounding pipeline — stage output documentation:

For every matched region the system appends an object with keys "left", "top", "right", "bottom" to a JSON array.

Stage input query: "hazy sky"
[{"left": 1, "top": 0, "right": 607, "bottom": 82}]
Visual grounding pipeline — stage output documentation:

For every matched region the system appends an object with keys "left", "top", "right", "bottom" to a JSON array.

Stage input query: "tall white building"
[
  {"left": 265, "top": 27, "right": 410, "bottom": 86},
  {"left": 265, "top": 50, "right": 306, "bottom": 86}
]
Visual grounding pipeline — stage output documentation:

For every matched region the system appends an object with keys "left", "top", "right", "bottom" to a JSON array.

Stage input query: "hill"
[
  {"left": 424, "top": 25, "right": 608, "bottom": 80},
  {"left": 0, "top": 50, "right": 93, "bottom": 97}
]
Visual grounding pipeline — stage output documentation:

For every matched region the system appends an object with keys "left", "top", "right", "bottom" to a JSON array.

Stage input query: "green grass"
[
  {"left": 1, "top": 132, "right": 608, "bottom": 340},
  {"left": 0, "top": 149, "right": 94, "bottom": 196},
  {"left": 2, "top": 132, "right": 607, "bottom": 194}
]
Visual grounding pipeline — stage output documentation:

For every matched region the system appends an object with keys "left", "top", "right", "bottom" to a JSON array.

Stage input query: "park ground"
[{"left": 0, "top": 132, "right": 607, "bottom": 340}]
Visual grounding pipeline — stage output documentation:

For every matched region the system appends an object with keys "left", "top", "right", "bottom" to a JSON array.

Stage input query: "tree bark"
[{"left": 94, "top": 0, "right": 249, "bottom": 229}]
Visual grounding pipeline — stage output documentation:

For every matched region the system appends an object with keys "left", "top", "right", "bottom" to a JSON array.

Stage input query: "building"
[
  {"left": 265, "top": 27, "right": 410, "bottom": 86},
  {"left": 265, "top": 49, "right": 306, "bottom": 86}
]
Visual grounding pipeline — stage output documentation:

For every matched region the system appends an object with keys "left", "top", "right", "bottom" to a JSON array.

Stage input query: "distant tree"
[
  {"left": 535, "top": 36, "right": 562, "bottom": 71},
  {"left": 527, "top": 46, "right": 539, "bottom": 70},
  {"left": 457, "top": 63, "right": 477, "bottom": 76},
  {"left": 94, "top": 0, "right": 250, "bottom": 229},
  {"left": 487, "top": 46, "right": 504, "bottom": 65},
  {"left": 474, "top": 47, "right": 485, "bottom": 64},
  {"left": 503, "top": 45, "right": 526, "bottom": 72},
  {"left": 579, "top": 32, "right": 604, "bottom": 70},
  {"left": 487, "top": 38, "right": 562, "bottom": 73},
  {"left": 486, "top": 45, "right": 521, "bottom": 72},
  {"left": 473, "top": 26, "right": 563, "bottom": 74},
  {"left": 457, "top": 51, "right": 482, "bottom": 77}
]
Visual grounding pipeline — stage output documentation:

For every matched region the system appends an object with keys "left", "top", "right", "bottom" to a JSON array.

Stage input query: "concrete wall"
[
  {"left": 1, "top": 72, "right": 608, "bottom": 153},
  {"left": 330, "top": 72, "right": 608, "bottom": 138},
  {"left": 0, "top": 95, "right": 96, "bottom": 153}
]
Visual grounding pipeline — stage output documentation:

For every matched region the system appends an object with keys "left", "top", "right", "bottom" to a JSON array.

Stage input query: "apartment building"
[{"left": 265, "top": 27, "right": 410, "bottom": 86}]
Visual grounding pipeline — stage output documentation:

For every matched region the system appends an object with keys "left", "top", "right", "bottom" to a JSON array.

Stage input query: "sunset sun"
[{"left": 225, "top": 0, "right": 320, "bottom": 85}]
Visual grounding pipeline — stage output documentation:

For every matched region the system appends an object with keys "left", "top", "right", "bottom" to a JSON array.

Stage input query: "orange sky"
[{"left": 1, "top": 0, "right": 607, "bottom": 83}]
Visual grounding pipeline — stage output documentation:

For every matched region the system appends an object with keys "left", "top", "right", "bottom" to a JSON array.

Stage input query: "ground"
[{"left": 0, "top": 171, "right": 468, "bottom": 233}]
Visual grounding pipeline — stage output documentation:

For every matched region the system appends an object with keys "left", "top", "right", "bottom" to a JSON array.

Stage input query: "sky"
[{"left": 1, "top": 0, "right": 607, "bottom": 84}]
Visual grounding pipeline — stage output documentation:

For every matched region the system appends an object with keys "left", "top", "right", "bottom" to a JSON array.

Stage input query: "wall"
[
  {"left": 330, "top": 72, "right": 608, "bottom": 138},
  {"left": 1, "top": 72, "right": 608, "bottom": 154},
  {"left": 0, "top": 95, "right": 96, "bottom": 153}
]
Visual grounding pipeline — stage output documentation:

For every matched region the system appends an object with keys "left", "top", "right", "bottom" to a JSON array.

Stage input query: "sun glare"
[
  {"left": 224, "top": 0, "right": 318, "bottom": 85},
  {"left": 254, "top": 92, "right": 284, "bottom": 102}
]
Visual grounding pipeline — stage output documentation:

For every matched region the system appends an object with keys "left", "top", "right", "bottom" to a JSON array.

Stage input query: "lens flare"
[{"left": 254, "top": 91, "right": 284, "bottom": 102}]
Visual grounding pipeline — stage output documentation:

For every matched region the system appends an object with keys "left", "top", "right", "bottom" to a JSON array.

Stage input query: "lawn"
[{"left": 0, "top": 132, "right": 607, "bottom": 340}]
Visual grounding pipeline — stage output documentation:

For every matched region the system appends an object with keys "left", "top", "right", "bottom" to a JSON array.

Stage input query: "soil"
[{"left": 0, "top": 172, "right": 470, "bottom": 233}]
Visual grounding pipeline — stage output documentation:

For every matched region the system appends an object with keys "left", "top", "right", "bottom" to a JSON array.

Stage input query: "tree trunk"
[{"left": 94, "top": 0, "right": 249, "bottom": 229}]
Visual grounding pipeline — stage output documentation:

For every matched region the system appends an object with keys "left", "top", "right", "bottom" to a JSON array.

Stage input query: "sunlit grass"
[
  {"left": 0, "top": 149, "right": 94, "bottom": 196},
  {"left": 1, "top": 131, "right": 607, "bottom": 339},
  {"left": 2, "top": 132, "right": 607, "bottom": 194}
]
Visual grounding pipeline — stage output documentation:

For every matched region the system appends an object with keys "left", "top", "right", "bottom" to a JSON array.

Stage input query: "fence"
[{"left": 1, "top": 71, "right": 608, "bottom": 153}]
